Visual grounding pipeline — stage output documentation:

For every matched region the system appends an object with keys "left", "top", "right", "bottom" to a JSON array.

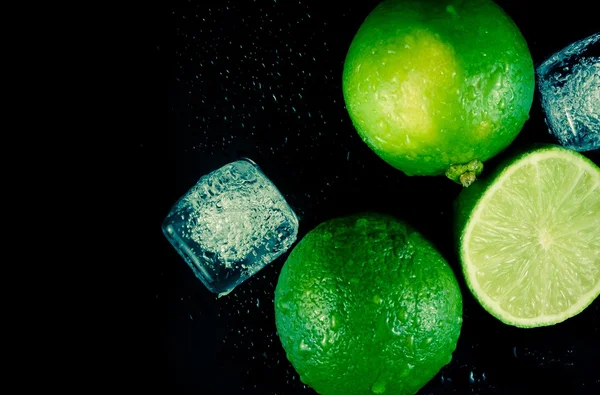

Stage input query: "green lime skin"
[
  {"left": 342, "top": 0, "right": 535, "bottom": 182},
  {"left": 275, "top": 213, "right": 463, "bottom": 395}
]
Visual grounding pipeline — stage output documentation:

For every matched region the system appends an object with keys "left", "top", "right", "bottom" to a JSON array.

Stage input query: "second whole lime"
[
  {"left": 274, "top": 213, "right": 463, "bottom": 395},
  {"left": 342, "top": 0, "right": 535, "bottom": 186}
]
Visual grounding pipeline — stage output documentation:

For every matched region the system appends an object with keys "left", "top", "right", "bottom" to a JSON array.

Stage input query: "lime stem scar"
[{"left": 445, "top": 159, "right": 484, "bottom": 187}]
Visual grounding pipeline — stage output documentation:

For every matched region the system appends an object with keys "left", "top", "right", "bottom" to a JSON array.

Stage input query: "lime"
[
  {"left": 455, "top": 145, "right": 600, "bottom": 327},
  {"left": 342, "top": 0, "right": 535, "bottom": 186},
  {"left": 274, "top": 213, "right": 462, "bottom": 395}
]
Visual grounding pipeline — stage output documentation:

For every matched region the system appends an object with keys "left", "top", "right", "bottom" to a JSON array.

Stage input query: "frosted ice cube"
[
  {"left": 537, "top": 33, "right": 600, "bottom": 152},
  {"left": 162, "top": 159, "right": 299, "bottom": 295}
]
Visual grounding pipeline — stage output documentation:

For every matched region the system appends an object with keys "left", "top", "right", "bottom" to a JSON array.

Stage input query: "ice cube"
[
  {"left": 162, "top": 159, "right": 299, "bottom": 295},
  {"left": 536, "top": 33, "right": 600, "bottom": 152}
]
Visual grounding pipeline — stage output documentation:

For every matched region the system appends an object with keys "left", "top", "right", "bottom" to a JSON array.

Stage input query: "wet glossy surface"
[{"left": 134, "top": 1, "right": 599, "bottom": 393}]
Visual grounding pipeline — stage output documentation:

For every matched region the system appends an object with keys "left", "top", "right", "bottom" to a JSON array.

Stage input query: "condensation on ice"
[
  {"left": 537, "top": 33, "right": 600, "bottom": 152},
  {"left": 163, "top": 159, "right": 299, "bottom": 294}
]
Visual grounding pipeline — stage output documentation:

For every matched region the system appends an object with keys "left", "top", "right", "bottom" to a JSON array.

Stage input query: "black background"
[{"left": 133, "top": 1, "right": 599, "bottom": 394}]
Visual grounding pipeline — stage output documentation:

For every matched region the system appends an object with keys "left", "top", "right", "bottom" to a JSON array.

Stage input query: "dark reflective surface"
[{"left": 135, "top": 1, "right": 599, "bottom": 393}]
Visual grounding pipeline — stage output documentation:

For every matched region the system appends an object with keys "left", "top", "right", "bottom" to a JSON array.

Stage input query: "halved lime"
[{"left": 455, "top": 145, "right": 600, "bottom": 327}]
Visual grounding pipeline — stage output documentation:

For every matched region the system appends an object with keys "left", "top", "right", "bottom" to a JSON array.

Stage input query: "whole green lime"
[
  {"left": 342, "top": 0, "right": 534, "bottom": 186},
  {"left": 274, "top": 213, "right": 463, "bottom": 395}
]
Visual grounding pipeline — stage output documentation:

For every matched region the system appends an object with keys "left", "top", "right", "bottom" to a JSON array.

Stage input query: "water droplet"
[
  {"left": 356, "top": 218, "right": 369, "bottom": 229},
  {"left": 299, "top": 340, "right": 311, "bottom": 351},
  {"left": 446, "top": 5, "right": 457, "bottom": 16},
  {"left": 371, "top": 378, "right": 386, "bottom": 394}
]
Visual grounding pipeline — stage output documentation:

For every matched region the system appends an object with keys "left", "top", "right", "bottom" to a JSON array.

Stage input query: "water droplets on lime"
[{"left": 275, "top": 213, "right": 462, "bottom": 395}]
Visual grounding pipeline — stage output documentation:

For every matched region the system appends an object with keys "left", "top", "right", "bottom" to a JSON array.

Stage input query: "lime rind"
[
  {"left": 342, "top": 0, "right": 535, "bottom": 178},
  {"left": 275, "top": 213, "right": 463, "bottom": 394},
  {"left": 459, "top": 145, "right": 600, "bottom": 327}
]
